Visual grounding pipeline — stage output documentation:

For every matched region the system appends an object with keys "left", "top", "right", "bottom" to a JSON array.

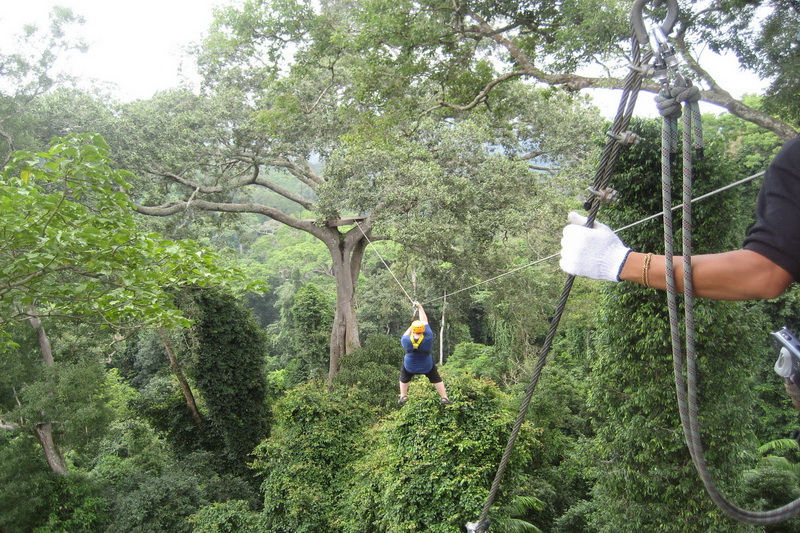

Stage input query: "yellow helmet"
[{"left": 411, "top": 320, "right": 426, "bottom": 334}]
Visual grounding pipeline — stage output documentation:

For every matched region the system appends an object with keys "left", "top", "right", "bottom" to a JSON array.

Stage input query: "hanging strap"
[{"left": 410, "top": 334, "right": 424, "bottom": 349}]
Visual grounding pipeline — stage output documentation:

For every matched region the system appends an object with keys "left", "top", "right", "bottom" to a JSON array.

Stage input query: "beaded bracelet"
[{"left": 642, "top": 252, "right": 653, "bottom": 288}]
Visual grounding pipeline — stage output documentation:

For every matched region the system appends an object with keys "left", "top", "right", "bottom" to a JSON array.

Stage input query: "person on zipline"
[
  {"left": 559, "top": 134, "right": 800, "bottom": 403},
  {"left": 399, "top": 301, "right": 452, "bottom": 405}
]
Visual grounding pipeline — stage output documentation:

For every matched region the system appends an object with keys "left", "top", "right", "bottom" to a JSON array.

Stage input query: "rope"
[
  {"left": 417, "top": 169, "right": 763, "bottom": 307},
  {"left": 660, "top": 80, "right": 800, "bottom": 526}
]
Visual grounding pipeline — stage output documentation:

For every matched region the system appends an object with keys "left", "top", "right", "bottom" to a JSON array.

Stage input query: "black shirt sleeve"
[{"left": 743, "top": 135, "right": 800, "bottom": 281}]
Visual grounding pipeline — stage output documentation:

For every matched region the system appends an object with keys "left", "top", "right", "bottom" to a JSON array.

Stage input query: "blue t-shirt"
[{"left": 401, "top": 324, "right": 434, "bottom": 374}]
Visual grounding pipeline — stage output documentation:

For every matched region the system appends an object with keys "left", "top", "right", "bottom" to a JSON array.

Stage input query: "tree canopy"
[
  {"left": 0, "top": 133, "right": 254, "bottom": 338},
  {"left": 1, "top": 2, "right": 799, "bottom": 531}
]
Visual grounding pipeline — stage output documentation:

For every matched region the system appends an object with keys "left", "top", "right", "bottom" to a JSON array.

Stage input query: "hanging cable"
[
  {"left": 659, "top": 70, "right": 800, "bottom": 526},
  {"left": 466, "top": 4, "right": 666, "bottom": 528}
]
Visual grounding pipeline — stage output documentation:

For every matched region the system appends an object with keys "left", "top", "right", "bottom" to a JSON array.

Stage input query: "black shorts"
[{"left": 399, "top": 362, "right": 443, "bottom": 384}]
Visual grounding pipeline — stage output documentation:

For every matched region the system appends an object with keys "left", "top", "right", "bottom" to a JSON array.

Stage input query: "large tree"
[
  {"left": 104, "top": 82, "right": 595, "bottom": 386},
  {"left": 120, "top": 0, "right": 795, "bottom": 386},
  {"left": 327, "top": 0, "right": 796, "bottom": 138},
  {"left": 110, "top": 17, "right": 601, "bottom": 385}
]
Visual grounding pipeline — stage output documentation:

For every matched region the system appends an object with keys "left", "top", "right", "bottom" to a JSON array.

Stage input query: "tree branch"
[
  {"left": 673, "top": 34, "right": 798, "bottom": 141},
  {"left": 432, "top": 70, "right": 526, "bottom": 113},
  {"left": 252, "top": 177, "right": 316, "bottom": 210},
  {"left": 460, "top": 8, "right": 798, "bottom": 140},
  {"left": 135, "top": 199, "right": 328, "bottom": 238},
  {"left": 153, "top": 161, "right": 317, "bottom": 211},
  {"left": 271, "top": 156, "right": 325, "bottom": 186}
]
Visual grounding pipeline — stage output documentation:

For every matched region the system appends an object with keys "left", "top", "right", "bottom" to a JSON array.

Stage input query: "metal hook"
[{"left": 630, "top": 0, "right": 679, "bottom": 47}]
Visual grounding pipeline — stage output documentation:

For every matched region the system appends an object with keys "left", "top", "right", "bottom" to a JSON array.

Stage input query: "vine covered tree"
[{"left": 184, "top": 287, "right": 271, "bottom": 471}]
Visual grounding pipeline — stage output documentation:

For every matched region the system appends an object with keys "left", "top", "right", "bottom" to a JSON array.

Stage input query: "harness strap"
[{"left": 410, "top": 334, "right": 424, "bottom": 349}]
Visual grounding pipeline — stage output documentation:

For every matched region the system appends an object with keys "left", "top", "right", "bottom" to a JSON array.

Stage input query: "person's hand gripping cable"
[{"left": 559, "top": 211, "right": 632, "bottom": 282}]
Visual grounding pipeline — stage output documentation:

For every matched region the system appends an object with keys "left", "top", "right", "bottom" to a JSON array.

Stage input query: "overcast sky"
[
  {"left": 5, "top": 0, "right": 227, "bottom": 101},
  {"left": 5, "top": 1, "right": 767, "bottom": 116}
]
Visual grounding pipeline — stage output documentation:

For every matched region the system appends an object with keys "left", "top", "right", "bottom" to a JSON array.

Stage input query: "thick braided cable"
[
  {"left": 661, "top": 85, "right": 800, "bottom": 525},
  {"left": 468, "top": 38, "right": 650, "bottom": 533}
]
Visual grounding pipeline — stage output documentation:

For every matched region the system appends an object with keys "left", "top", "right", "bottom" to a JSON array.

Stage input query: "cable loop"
[
  {"left": 678, "top": 84, "right": 701, "bottom": 104},
  {"left": 661, "top": 90, "right": 800, "bottom": 526},
  {"left": 631, "top": 0, "right": 680, "bottom": 47}
]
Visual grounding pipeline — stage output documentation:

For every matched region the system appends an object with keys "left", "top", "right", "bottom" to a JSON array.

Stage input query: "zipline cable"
[
  {"left": 355, "top": 221, "right": 416, "bottom": 305},
  {"left": 416, "top": 169, "right": 764, "bottom": 307},
  {"left": 466, "top": 14, "right": 658, "bottom": 531}
]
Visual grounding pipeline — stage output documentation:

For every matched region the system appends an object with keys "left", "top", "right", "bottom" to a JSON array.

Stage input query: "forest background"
[{"left": 1, "top": 1, "right": 799, "bottom": 532}]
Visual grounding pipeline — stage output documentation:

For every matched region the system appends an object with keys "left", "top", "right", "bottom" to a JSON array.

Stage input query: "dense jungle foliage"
[{"left": 1, "top": 1, "right": 799, "bottom": 532}]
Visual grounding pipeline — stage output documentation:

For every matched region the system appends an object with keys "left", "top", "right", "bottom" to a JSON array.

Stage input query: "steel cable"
[{"left": 467, "top": 36, "right": 651, "bottom": 533}]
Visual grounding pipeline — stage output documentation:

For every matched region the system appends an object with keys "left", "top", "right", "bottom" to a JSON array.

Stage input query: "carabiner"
[{"left": 630, "top": 0, "right": 679, "bottom": 47}]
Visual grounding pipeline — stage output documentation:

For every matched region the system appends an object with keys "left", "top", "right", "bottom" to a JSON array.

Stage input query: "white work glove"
[{"left": 559, "top": 211, "right": 631, "bottom": 281}]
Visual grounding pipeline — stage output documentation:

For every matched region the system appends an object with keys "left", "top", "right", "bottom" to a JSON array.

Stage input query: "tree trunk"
[
  {"left": 27, "top": 308, "right": 69, "bottom": 476},
  {"left": 136, "top": 198, "right": 375, "bottom": 391},
  {"left": 158, "top": 329, "right": 204, "bottom": 428},
  {"left": 32, "top": 423, "right": 68, "bottom": 475},
  {"left": 325, "top": 226, "right": 369, "bottom": 388}
]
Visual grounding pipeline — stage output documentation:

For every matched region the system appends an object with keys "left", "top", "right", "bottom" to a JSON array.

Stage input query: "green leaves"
[
  {"left": 253, "top": 382, "right": 376, "bottom": 532},
  {"left": 340, "top": 373, "right": 542, "bottom": 532},
  {"left": 0, "top": 134, "right": 260, "bottom": 341},
  {"left": 186, "top": 287, "right": 271, "bottom": 469}
]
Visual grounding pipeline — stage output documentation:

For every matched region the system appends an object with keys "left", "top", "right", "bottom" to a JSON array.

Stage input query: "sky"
[
  {"left": 5, "top": 1, "right": 767, "bottom": 117},
  {"left": 4, "top": 0, "right": 228, "bottom": 101}
]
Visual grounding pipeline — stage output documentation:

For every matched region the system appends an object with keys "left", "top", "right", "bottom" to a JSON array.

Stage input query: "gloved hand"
[{"left": 559, "top": 211, "right": 631, "bottom": 281}]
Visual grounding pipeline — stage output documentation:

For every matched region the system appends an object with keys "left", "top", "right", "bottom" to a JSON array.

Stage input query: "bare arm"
[
  {"left": 402, "top": 303, "right": 429, "bottom": 336},
  {"left": 620, "top": 249, "right": 794, "bottom": 300},
  {"left": 416, "top": 303, "right": 429, "bottom": 324}
]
